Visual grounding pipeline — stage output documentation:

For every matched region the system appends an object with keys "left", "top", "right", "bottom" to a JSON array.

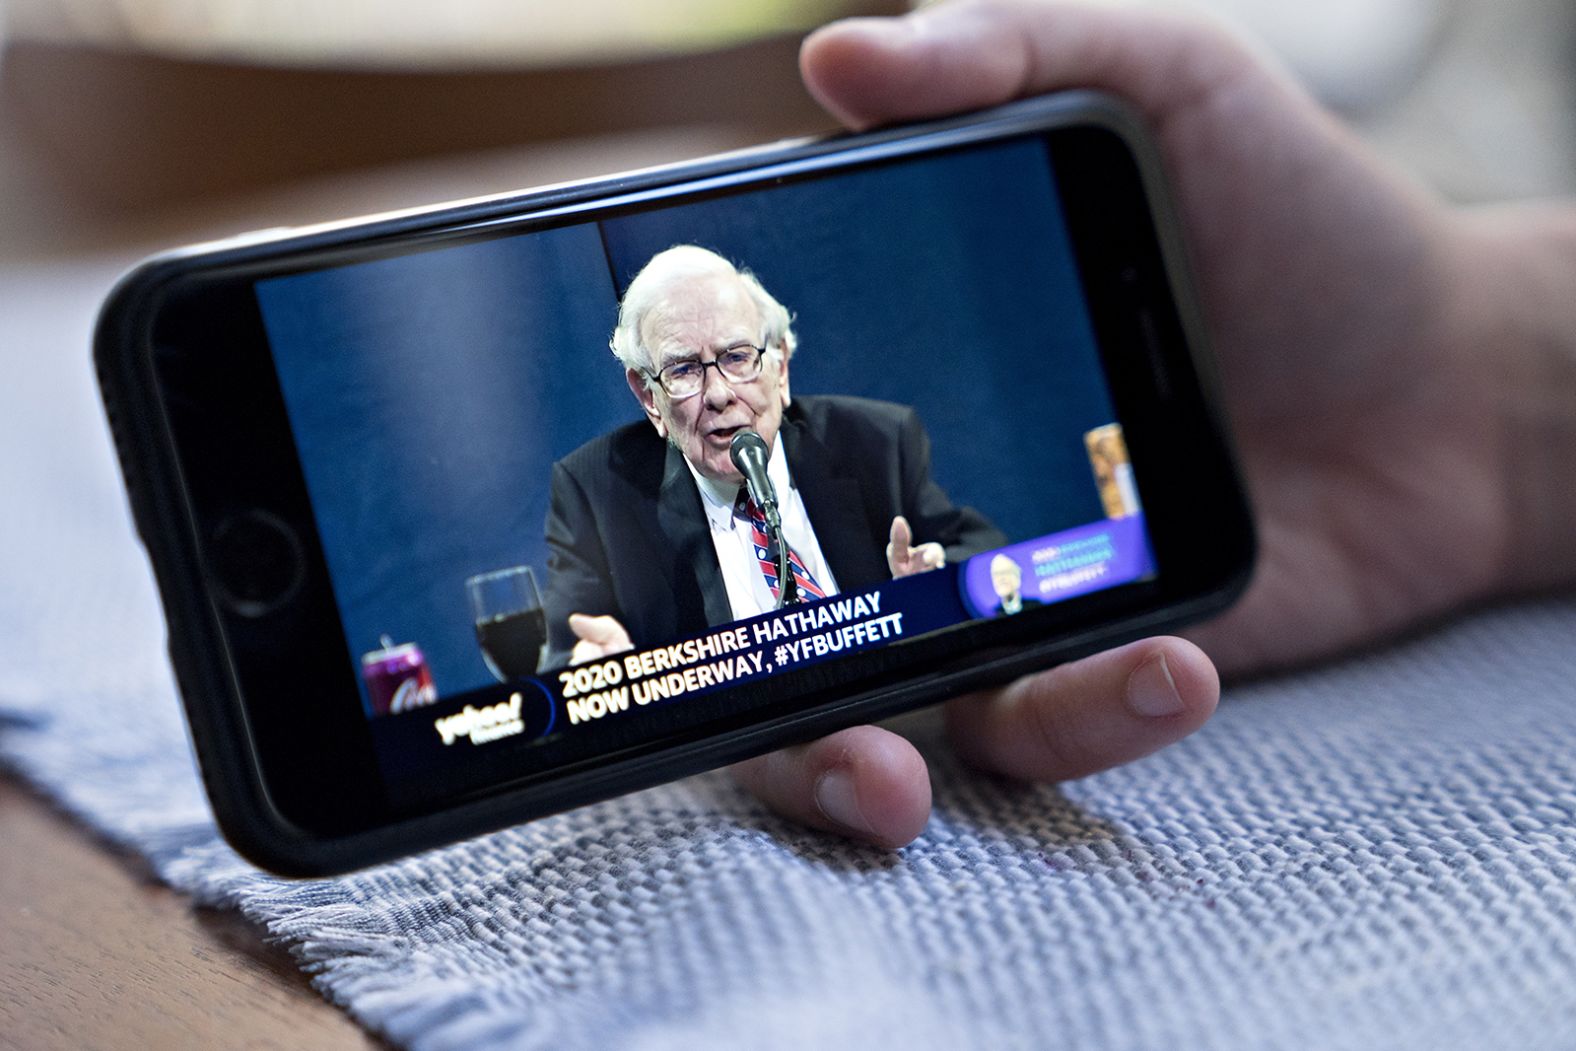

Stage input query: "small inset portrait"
[{"left": 989, "top": 553, "right": 1042, "bottom": 617}]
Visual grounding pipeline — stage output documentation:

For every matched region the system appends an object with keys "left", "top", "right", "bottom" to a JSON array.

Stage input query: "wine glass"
[{"left": 466, "top": 565, "right": 547, "bottom": 682}]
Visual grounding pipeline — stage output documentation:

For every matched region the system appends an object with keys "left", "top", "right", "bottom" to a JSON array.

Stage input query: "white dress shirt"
[{"left": 685, "top": 438, "right": 840, "bottom": 620}]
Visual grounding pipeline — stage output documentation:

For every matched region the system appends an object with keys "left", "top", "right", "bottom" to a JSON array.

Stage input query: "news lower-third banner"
[{"left": 390, "top": 513, "right": 1155, "bottom": 762}]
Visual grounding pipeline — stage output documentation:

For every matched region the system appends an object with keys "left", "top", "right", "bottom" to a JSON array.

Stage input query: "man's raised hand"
[
  {"left": 886, "top": 515, "right": 945, "bottom": 578},
  {"left": 568, "top": 612, "right": 633, "bottom": 665}
]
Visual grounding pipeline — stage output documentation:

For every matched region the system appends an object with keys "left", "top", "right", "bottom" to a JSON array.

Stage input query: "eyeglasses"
[{"left": 646, "top": 344, "right": 767, "bottom": 399}]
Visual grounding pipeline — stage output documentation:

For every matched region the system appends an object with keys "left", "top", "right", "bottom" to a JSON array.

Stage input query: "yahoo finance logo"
[{"left": 434, "top": 694, "right": 525, "bottom": 746}]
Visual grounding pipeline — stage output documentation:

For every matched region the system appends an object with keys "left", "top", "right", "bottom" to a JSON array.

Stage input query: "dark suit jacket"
[
  {"left": 992, "top": 596, "right": 1044, "bottom": 617},
  {"left": 542, "top": 394, "right": 1005, "bottom": 664}
]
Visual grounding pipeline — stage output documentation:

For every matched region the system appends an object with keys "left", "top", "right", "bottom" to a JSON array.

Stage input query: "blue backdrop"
[{"left": 257, "top": 138, "right": 1117, "bottom": 711}]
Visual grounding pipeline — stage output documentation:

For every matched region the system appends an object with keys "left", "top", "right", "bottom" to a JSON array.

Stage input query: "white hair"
[
  {"left": 990, "top": 553, "right": 1023, "bottom": 579},
  {"left": 609, "top": 245, "right": 797, "bottom": 377}
]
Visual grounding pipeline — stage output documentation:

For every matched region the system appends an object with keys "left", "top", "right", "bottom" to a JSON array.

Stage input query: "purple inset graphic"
[{"left": 960, "top": 514, "right": 1155, "bottom": 618}]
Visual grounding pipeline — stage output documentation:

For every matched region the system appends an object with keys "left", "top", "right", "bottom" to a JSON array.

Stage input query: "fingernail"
[
  {"left": 815, "top": 769, "right": 873, "bottom": 835},
  {"left": 1126, "top": 653, "right": 1185, "bottom": 718}
]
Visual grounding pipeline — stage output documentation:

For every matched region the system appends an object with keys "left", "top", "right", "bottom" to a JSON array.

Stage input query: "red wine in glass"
[{"left": 466, "top": 566, "right": 546, "bottom": 682}]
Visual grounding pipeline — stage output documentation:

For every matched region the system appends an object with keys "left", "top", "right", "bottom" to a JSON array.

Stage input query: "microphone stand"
[{"left": 763, "top": 504, "right": 800, "bottom": 609}]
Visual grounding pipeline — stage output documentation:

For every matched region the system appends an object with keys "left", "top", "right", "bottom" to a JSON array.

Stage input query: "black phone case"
[{"left": 94, "top": 91, "right": 1254, "bottom": 875}]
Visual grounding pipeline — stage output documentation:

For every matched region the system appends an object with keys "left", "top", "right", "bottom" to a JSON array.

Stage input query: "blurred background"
[
  {"left": 0, "top": 0, "right": 1572, "bottom": 259},
  {"left": 0, "top": 0, "right": 903, "bottom": 253}
]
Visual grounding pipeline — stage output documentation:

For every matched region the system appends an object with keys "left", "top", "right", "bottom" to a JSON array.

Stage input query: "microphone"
[
  {"left": 730, "top": 429, "right": 798, "bottom": 606},
  {"left": 729, "top": 430, "right": 779, "bottom": 530}
]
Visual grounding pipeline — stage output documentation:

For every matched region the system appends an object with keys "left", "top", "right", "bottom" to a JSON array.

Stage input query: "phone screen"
[{"left": 249, "top": 133, "right": 1159, "bottom": 805}]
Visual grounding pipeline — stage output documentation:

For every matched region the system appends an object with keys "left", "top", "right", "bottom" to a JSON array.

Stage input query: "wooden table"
[{"left": 0, "top": 774, "right": 381, "bottom": 1050}]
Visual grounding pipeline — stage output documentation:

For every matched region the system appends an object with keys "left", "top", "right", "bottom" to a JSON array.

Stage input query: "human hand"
[
  {"left": 568, "top": 613, "right": 633, "bottom": 665},
  {"left": 733, "top": 637, "right": 1218, "bottom": 847},
  {"left": 799, "top": 0, "right": 1530, "bottom": 677},
  {"left": 885, "top": 515, "right": 945, "bottom": 577},
  {"left": 732, "top": 0, "right": 1565, "bottom": 848}
]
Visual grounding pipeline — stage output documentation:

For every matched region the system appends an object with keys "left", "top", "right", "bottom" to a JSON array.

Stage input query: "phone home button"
[{"left": 209, "top": 510, "right": 306, "bottom": 618}]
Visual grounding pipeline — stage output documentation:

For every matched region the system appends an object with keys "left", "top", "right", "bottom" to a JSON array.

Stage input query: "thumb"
[
  {"left": 568, "top": 613, "right": 630, "bottom": 649},
  {"left": 800, "top": 0, "right": 1267, "bottom": 132}
]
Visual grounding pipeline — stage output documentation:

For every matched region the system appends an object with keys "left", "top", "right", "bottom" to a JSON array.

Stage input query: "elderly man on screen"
[{"left": 542, "top": 244, "right": 1004, "bottom": 666}]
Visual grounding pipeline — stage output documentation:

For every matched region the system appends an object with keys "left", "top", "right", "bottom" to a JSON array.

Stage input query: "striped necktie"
[{"left": 736, "top": 493, "right": 827, "bottom": 603}]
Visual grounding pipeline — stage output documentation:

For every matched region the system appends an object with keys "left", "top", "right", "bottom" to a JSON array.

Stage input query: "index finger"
[
  {"left": 946, "top": 636, "right": 1217, "bottom": 782},
  {"left": 888, "top": 514, "right": 913, "bottom": 561}
]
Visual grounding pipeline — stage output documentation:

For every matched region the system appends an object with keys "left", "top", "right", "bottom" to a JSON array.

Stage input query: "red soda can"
[{"left": 361, "top": 634, "right": 438, "bottom": 715}]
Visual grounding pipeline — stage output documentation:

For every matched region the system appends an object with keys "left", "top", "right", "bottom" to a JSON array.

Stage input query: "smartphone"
[{"left": 96, "top": 92, "right": 1254, "bottom": 875}]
